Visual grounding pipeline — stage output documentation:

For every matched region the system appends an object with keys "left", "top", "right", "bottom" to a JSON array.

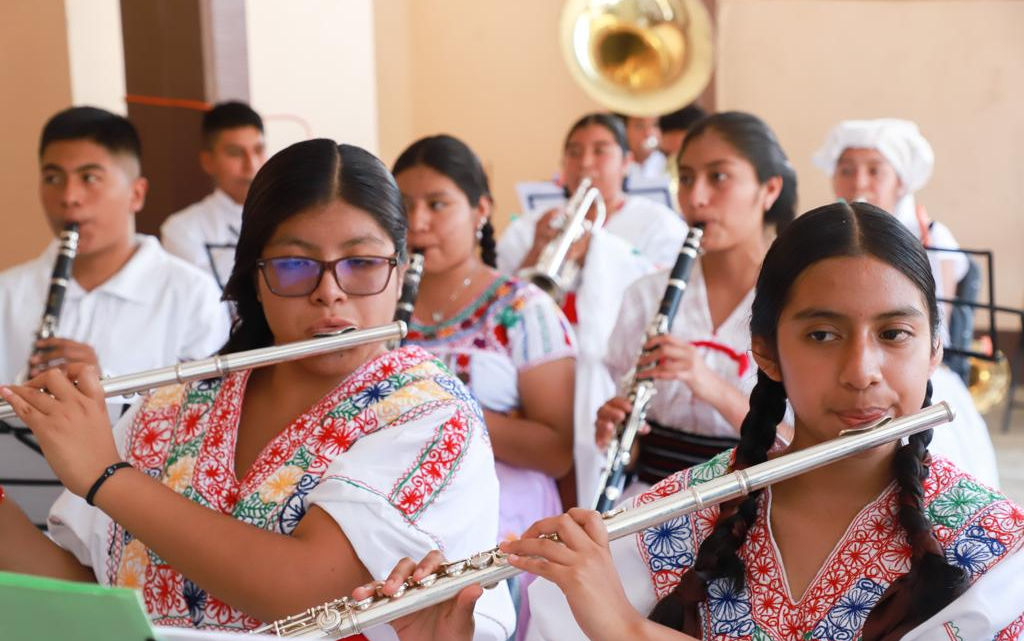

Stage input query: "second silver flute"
[
  {"left": 254, "top": 401, "right": 955, "bottom": 638},
  {"left": 0, "top": 322, "right": 407, "bottom": 421}
]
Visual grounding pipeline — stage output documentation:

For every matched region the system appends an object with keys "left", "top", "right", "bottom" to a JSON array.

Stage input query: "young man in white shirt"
[
  {"left": 160, "top": 101, "right": 266, "bottom": 288},
  {"left": 0, "top": 107, "right": 230, "bottom": 523}
]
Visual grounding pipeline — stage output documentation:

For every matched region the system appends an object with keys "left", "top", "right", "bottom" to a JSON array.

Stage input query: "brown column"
[{"left": 119, "top": 0, "right": 250, "bottom": 236}]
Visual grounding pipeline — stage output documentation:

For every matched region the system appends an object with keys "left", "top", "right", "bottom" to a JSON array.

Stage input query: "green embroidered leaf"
[{"left": 927, "top": 479, "right": 1002, "bottom": 529}]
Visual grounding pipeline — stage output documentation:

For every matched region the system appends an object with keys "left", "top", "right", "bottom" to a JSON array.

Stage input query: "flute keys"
[
  {"left": 469, "top": 551, "right": 495, "bottom": 570},
  {"left": 352, "top": 595, "right": 376, "bottom": 611},
  {"left": 442, "top": 559, "right": 468, "bottom": 576},
  {"left": 314, "top": 606, "right": 343, "bottom": 631},
  {"left": 414, "top": 572, "right": 439, "bottom": 588}
]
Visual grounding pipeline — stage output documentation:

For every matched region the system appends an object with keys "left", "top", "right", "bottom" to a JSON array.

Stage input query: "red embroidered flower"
[
  {"left": 314, "top": 420, "right": 355, "bottom": 455},
  {"left": 144, "top": 565, "right": 184, "bottom": 617},
  {"left": 493, "top": 324, "right": 508, "bottom": 346},
  {"left": 397, "top": 487, "right": 425, "bottom": 515},
  {"left": 179, "top": 404, "right": 208, "bottom": 442},
  {"left": 206, "top": 595, "right": 241, "bottom": 626},
  {"left": 131, "top": 418, "right": 173, "bottom": 468}
]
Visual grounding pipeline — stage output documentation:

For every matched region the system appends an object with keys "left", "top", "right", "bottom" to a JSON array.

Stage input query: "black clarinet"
[
  {"left": 389, "top": 250, "right": 425, "bottom": 348},
  {"left": 593, "top": 223, "right": 704, "bottom": 512},
  {"left": 29, "top": 222, "right": 80, "bottom": 371}
]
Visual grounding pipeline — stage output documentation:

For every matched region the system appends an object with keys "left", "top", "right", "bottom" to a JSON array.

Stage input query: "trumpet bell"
[{"left": 561, "top": 0, "right": 714, "bottom": 116}]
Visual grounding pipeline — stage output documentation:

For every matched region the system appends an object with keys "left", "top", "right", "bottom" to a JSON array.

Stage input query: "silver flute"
[
  {"left": 254, "top": 401, "right": 955, "bottom": 638},
  {"left": 0, "top": 322, "right": 406, "bottom": 421}
]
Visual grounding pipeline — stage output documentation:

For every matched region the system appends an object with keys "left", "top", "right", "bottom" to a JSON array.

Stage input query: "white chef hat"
[{"left": 812, "top": 118, "right": 935, "bottom": 194}]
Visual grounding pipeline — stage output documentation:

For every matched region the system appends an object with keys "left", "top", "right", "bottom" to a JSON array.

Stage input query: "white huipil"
[
  {"left": 161, "top": 189, "right": 244, "bottom": 289},
  {"left": 47, "top": 346, "right": 516, "bottom": 640},
  {"left": 496, "top": 195, "right": 688, "bottom": 272},
  {"left": 526, "top": 453, "right": 1024, "bottom": 641},
  {"left": 0, "top": 235, "right": 231, "bottom": 523}
]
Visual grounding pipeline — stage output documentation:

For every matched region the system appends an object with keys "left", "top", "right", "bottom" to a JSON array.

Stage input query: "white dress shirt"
[
  {"left": 0, "top": 234, "right": 231, "bottom": 524},
  {"left": 497, "top": 195, "right": 688, "bottom": 273},
  {"left": 161, "top": 189, "right": 244, "bottom": 288}
]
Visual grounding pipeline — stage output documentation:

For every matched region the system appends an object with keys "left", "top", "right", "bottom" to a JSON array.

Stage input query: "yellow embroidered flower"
[
  {"left": 146, "top": 383, "right": 188, "bottom": 408},
  {"left": 164, "top": 456, "right": 196, "bottom": 493},
  {"left": 117, "top": 539, "right": 150, "bottom": 589},
  {"left": 258, "top": 465, "right": 304, "bottom": 504}
]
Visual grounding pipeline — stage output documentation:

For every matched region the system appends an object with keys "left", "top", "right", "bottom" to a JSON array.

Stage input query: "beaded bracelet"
[{"left": 85, "top": 462, "right": 132, "bottom": 506}]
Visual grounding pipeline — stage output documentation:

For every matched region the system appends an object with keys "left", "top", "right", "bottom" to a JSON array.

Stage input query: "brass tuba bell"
[
  {"left": 968, "top": 340, "right": 1012, "bottom": 415},
  {"left": 560, "top": 0, "right": 714, "bottom": 115}
]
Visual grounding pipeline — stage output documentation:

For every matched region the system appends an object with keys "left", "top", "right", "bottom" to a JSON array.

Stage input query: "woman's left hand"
[
  {"left": 500, "top": 508, "right": 645, "bottom": 641},
  {"left": 351, "top": 551, "right": 482, "bottom": 641},
  {"left": 634, "top": 334, "right": 714, "bottom": 399},
  {"left": 0, "top": 364, "right": 121, "bottom": 497}
]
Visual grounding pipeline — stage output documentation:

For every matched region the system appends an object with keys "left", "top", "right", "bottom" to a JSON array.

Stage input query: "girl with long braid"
[{"left": 369, "top": 202, "right": 1024, "bottom": 641}]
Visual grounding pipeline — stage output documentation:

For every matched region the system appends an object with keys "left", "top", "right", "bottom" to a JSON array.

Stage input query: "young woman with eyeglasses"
[{"left": 0, "top": 139, "right": 515, "bottom": 639}]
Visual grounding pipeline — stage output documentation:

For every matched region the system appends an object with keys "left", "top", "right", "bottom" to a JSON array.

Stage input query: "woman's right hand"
[
  {"left": 595, "top": 396, "right": 649, "bottom": 448},
  {"left": 351, "top": 551, "right": 482, "bottom": 641}
]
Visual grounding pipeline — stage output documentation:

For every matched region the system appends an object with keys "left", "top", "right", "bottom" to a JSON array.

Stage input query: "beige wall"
[
  {"left": 716, "top": 0, "right": 1024, "bottom": 322},
  {"left": 65, "top": 0, "right": 125, "bottom": 115},
  {"left": 375, "top": 0, "right": 602, "bottom": 234},
  {"left": 0, "top": 0, "right": 72, "bottom": 270},
  {"left": 247, "top": 0, "right": 379, "bottom": 157}
]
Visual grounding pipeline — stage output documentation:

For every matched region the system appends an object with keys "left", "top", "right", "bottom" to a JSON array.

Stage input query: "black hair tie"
[{"left": 86, "top": 462, "right": 132, "bottom": 506}]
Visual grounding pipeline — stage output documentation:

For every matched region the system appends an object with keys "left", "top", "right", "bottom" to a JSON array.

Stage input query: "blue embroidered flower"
[
  {"left": 643, "top": 518, "right": 694, "bottom": 572},
  {"left": 276, "top": 475, "right": 317, "bottom": 534},
  {"left": 183, "top": 579, "right": 208, "bottom": 627},
  {"left": 949, "top": 525, "right": 1005, "bottom": 577},
  {"left": 813, "top": 579, "right": 884, "bottom": 640},
  {"left": 706, "top": 578, "right": 754, "bottom": 637},
  {"left": 355, "top": 380, "right": 394, "bottom": 407}
]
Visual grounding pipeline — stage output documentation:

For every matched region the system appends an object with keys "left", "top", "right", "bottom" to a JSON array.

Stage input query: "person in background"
[
  {"left": 161, "top": 101, "right": 267, "bottom": 289},
  {"left": 658, "top": 104, "right": 708, "bottom": 160},
  {"left": 0, "top": 106, "right": 230, "bottom": 523},
  {"left": 616, "top": 113, "right": 666, "bottom": 182},
  {"left": 498, "top": 112, "right": 687, "bottom": 272},
  {"left": 813, "top": 118, "right": 999, "bottom": 488}
]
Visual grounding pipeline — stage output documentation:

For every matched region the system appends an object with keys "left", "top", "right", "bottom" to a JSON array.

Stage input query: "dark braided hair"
[
  {"left": 650, "top": 201, "right": 968, "bottom": 636},
  {"left": 391, "top": 134, "right": 495, "bottom": 266},
  {"left": 649, "top": 369, "right": 787, "bottom": 633},
  {"left": 479, "top": 220, "right": 497, "bottom": 268}
]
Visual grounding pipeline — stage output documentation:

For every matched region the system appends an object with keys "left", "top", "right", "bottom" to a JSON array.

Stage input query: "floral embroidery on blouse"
[
  {"left": 407, "top": 275, "right": 575, "bottom": 387},
  {"left": 633, "top": 451, "right": 1024, "bottom": 640},
  {"left": 102, "top": 345, "right": 480, "bottom": 631}
]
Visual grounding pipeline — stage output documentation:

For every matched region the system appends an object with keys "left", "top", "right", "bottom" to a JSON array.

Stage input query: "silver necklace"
[{"left": 430, "top": 265, "right": 480, "bottom": 323}]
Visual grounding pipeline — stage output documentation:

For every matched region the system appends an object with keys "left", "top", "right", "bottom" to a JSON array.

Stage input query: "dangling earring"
[{"left": 476, "top": 219, "right": 487, "bottom": 242}]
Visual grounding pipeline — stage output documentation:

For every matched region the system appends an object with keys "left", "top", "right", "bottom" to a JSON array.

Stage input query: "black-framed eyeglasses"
[{"left": 256, "top": 255, "right": 399, "bottom": 297}]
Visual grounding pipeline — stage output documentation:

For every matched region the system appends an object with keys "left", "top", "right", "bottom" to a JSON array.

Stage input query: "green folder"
[{"left": 0, "top": 571, "right": 156, "bottom": 641}]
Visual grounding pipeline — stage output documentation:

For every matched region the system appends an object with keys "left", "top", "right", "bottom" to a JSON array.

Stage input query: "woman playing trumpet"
[
  {"left": 372, "top": 202, "right": 1024, "bottom": 641},
  {"left": 0, "top": 139, "right": 514, "bottom": 638},
  {"left": 496, "top": 114, "right": 676, "bottom": 505}
]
